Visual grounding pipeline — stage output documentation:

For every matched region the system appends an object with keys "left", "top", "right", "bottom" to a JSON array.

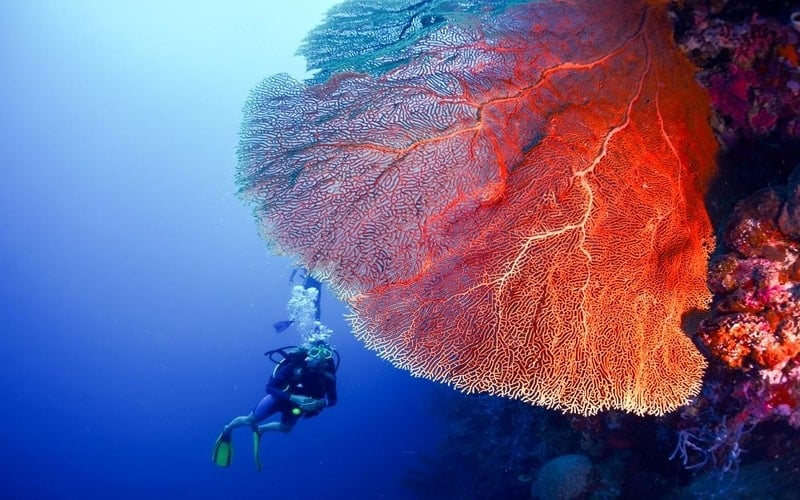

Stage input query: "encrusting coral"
[{"left": 700, "top": 167, "right": 800, "bottom": 428}]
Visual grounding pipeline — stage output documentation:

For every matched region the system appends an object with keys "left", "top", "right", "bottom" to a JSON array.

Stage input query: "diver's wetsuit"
[{"left": 252, "top": 358, "right": 338, "bottom": 424}]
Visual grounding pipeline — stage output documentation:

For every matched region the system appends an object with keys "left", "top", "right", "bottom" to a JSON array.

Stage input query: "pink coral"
[
  {"left": 700, "top": 170, "right": 800, "bottom": 427},
  {"left": 674, "top": 5, "right": 800, "bottom": 145}
]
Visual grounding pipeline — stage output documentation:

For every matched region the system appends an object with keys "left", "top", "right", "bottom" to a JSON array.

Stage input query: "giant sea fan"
[{"left": 237, "top": 0, "right": 718, "bottom": 415}]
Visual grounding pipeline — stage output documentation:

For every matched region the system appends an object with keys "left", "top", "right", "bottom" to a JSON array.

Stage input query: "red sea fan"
[{"left": 237, "top": 0, "right": 717, "bottom": 415}]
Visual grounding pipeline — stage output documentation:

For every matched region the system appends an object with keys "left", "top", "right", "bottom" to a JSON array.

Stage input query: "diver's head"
[{"left": 304, "top": 340, "right": 333, "bottom": 369}]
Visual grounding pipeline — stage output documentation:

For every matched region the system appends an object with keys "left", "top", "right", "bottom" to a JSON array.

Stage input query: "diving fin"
[
  {"left": 273, "top": 320, "right": 294, "bottom": 333},
  {"left": 212, "top": 432, "right": 232, "bottom": 467},
  {"left": 252, "top": 429, "right": 262, "bottom": 472}
]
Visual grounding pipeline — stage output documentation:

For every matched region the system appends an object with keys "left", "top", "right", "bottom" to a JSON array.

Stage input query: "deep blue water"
[{"left": 0, "top": 2, "right": 443, "bottom": 498}]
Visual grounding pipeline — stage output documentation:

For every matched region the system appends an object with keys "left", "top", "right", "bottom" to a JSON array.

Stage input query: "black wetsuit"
[{"left": 253, "top": 359, "right": 337, "bottom": 422}]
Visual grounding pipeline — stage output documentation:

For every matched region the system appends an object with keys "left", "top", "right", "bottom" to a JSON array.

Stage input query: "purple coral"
[{"left": 674, "top": 3, "right": 800, "bottom": 145}]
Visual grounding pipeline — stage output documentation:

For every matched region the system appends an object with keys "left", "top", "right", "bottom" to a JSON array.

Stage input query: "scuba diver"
[{"left": 212, "top": 338, "right": 339, "bottom": 470}]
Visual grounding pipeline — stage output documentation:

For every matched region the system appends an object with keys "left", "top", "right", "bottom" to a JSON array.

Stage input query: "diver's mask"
[
  {"left": 307, "top": 345, "right": 333, "bottom": 360},
  {"left": 305, "top": 344, "right": 333, "bottom": 368}
]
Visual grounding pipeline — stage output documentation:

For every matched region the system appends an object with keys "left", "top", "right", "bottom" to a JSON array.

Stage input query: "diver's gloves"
[{"left": 289, "top": 395, "right": 325, "bottom": 412}]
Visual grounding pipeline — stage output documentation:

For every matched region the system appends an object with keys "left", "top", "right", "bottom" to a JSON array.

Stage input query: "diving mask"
[{"left": 307, "top": 345, "right": 333, "bottom": 360}]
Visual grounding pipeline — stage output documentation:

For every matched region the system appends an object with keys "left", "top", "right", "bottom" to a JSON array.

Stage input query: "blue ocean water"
[{"left": 0, "top": 2, "right": 444, "bottom": 498}]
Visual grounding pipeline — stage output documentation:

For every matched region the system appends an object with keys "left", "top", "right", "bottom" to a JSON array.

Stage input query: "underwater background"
[
  {"left": 0, "top": 2, "right": 443, "bottom": 498},
  {"left": 4, "top": 1, "right": 800, "bottom": 499}
]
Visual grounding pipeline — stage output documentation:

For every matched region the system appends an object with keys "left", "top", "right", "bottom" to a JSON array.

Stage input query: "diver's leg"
[
  {"left": 256, "top": 410, "right": 299, "bottom": 435},
  {"left": 255, "top": 421, "right": 294, "bottom": 433},
  {"left": 221, "top": 413, "right": 256, "bottom": 436},
  {"left": 251, "top": 405, "right": 297, "bottom": 470},
  {"left": 221, "top": 394, "right": 277, "bottom": 436}
]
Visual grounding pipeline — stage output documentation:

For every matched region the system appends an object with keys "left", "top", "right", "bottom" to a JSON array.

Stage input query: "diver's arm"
[{"left": 265, "top": 365, "right": 293, "bottom": 402}]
